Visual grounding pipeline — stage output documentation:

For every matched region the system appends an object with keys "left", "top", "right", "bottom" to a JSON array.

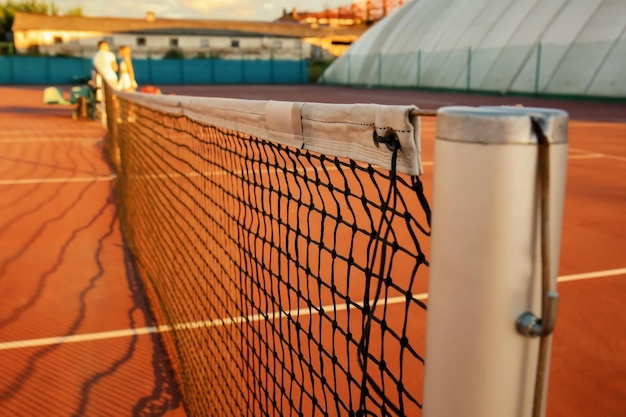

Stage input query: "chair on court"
[
  {"left": 70, "top": 85, "right": 97, "bottom": 120},
  {"left": 43, "top": 86, "right": 71, "bottom": 105},
  {"left": 70, "top": 85, "right": 92, "bottom": 104}
]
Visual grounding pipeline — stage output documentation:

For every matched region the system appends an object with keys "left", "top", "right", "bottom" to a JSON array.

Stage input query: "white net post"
[{"left": 423, "top": 107, "right": 568, "bottom": 417}]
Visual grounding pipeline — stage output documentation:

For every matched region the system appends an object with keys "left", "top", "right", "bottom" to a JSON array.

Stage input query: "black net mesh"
[{"left": 104, "top": 89, "right": 431, "bottom": 417}]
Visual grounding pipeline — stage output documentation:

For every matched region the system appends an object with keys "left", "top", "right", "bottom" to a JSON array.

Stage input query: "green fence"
[{"left": 0, "top": 56, "right": 309, "bottom": 85}]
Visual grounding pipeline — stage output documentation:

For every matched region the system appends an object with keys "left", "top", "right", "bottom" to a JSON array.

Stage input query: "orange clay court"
[{"left": 0, "top": 85, "right": 624, "bottom": 416}]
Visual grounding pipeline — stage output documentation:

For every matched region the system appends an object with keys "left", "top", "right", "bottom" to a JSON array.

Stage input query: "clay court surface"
[{"left": 0, "top": 84, "right": 624, "bottom": 416}]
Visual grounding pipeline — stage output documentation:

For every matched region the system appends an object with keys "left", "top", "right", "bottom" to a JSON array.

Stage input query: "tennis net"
[
  {"left": 101, "top": 84, "right": 568, "bottom": 417},
  {"left": 104, "top": 86, "right": 431, "bottom": 417}
]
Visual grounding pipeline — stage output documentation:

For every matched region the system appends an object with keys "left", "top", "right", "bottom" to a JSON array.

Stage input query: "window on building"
[
  {"left": 200, "top": 38, "right": 209, "bottom": 48},
  {"left": 272, "top": 40, "right": 282, "bottom": 50},
  {"left": 170, "top": 38, "right": 179, "bottom": 47},
  {"left": 137, "top": 37, "right": 147, "bottom": 47},
  {"left": 104, "top": 37, "right": 114, "bottom": 46},
  {"left": 231, "top": 39, "right": 240, "bottom": 48},
  {"left": 53, "top": 36, "right": 63, "bottom": 44}
]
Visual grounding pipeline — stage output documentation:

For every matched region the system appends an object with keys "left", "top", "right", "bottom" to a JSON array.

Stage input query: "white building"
[{"left": 12, "top": 12, "right": 367, "bottom": 60}]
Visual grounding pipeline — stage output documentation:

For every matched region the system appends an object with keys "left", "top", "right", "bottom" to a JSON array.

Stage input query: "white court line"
[
  {"left": 0, "top": 174, "right": 116, "bottom": 186},
  {"left": 0, "top": 267, "right": 624, "bottom": 352},
  {"left": 569, "top": 148, "right": 595, "bottom": 154},
  {"left": 0, "top": 164, "right": 352, "bottom": 186},
  {"left": 569, "top": 147, "right": 626, "bottom": 162},
  {"left": 113, "top": 150, "right": 617, "bottom": 183},
  {"left": 0, "top": 138, "right": 101, "bottom": 144},
  {"left": 0, "top": 292, "right": 427, "bottom": 351},
  {"left": 569, "top": 121, "right": 626, "bottom": 127},
  {"left": 0, "top": 150, "right": 616, "bottom": 187},
  {"left": 568, "top": 153, "right": 604, "bottom": 160},
  {"left": 557, "top": 267, "right": 626, "bottom": 283}
]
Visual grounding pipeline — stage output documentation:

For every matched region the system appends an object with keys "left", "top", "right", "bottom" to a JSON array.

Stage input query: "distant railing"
[
  {"left": 0, "top": 56, "right": 309, "bottom": 85},
  {"left": 319, "top": 42, "right": 626, "bottom": 98}
]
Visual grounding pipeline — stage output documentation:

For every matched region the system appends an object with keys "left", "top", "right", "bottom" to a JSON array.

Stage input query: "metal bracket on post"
[
  {"left": 516, "top": 116, "right": 559, "bottom": 339},
  {"left": 516, "top": 291, "right": 559, "bottom": 337},
  {"left": 516, "top": 115, "right": 561, "bottom": 417}
]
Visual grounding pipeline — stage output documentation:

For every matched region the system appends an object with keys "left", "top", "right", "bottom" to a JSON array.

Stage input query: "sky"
[{"left": 51, "top": 0, "right": 362, "bottom": 21}]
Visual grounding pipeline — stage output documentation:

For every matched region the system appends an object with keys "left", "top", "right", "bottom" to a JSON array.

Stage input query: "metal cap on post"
[{"left": 423, "top": 106, "right": 568, "bottom": 417}]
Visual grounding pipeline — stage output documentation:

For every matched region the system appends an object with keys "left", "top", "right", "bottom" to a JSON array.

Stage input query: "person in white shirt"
[
  {"left": 91, "top": 40, "right": 118, "bottom": 123},
  {"left": 92, "top": 40, "right": 118, "bottom": 88}
]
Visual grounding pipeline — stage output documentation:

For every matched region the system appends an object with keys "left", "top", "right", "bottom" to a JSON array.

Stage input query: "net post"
[
  {"left": 378, "top": 51, "right": 382, "bottom": 86},
  {"left": 535, "top": 42, "right": 542, "bottom": 95},
  {"left": 423, "top": 106, "right": 568, "bottom": 417},
  {"left": 466, "top": 47, "right": 472, "bottom": 90},
  {"left": 417, "top": 49, "right": 421, "bottom": 87}
]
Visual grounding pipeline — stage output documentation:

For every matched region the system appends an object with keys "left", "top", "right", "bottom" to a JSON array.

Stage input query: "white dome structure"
[{"left": 320, "top": 0, "right": 626, "bottom": 97}]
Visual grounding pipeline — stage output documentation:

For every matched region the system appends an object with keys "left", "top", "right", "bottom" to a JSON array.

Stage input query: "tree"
[
  {"left": 163, "top": 48, "right": 185, "bottom": 59},
  {"left": 1, "top": 0, "right": 53, "bottom": 31},
  {"left": 65, "top": 6, "right": 82, "bottom": 16},
  {"left": 0, "top": 0, "right": 76, "bottom": 41}
]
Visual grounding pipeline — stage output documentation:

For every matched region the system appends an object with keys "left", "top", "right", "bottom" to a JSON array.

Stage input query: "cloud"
[
  {"left": 178, "top": 0, "right": 279, "bottom": 20},
  {"left": 180, "top": 0, "right": 238, "bottom": 13}
]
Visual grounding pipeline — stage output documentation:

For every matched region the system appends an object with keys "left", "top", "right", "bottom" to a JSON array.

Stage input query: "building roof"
[
  {"left": 124, "top": 27, "right": 294, "bottom": 38},
  {"left": 12, "top": 12, "right": 367, "bottom": 39}
]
